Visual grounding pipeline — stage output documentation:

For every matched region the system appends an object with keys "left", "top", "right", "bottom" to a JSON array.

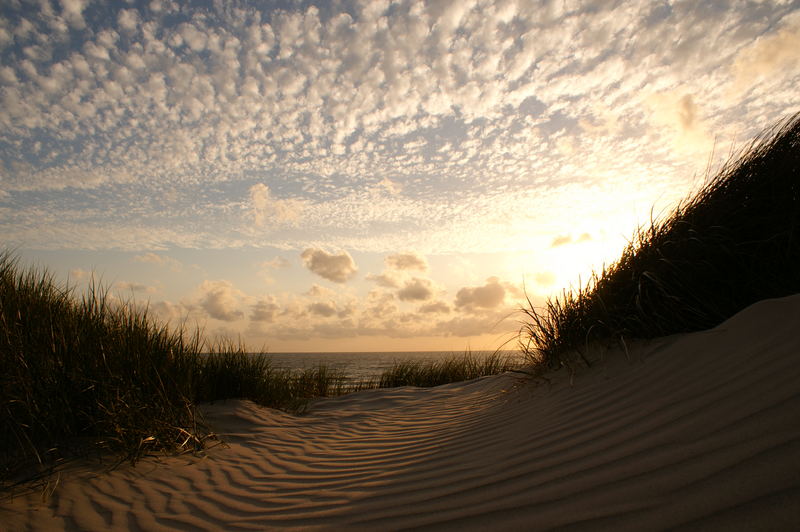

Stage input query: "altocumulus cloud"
[
  {"left": 301, "top": 248, "right": 358, "bottom": 283},
  {"left": 2, "top": 1, "right": 797, "bottom": 253},
  {"left": 134, "top": 253, "right": 183, "bottom": 272},
  {"left": 250, "top": 298, "right": 280, "bottom": 323},
  {"left": 386, "top": 252, "right": 428, "bottom": 271},
  {"left": 455, "top": 277, "right": 507, "bottom": 311},
  {"left": 249, "top": 183, "right": 305, "bottom": 226},
  {"left": 308, "top": 301, "right": 337, "bottom": 318},
  {"left": 419, "top": 301, "right": 450, "bottom": 314},
  {"left": 197, "top": 280, "right": 246, "bottom": 322},
  {"left": 397, "top": 277, "right": 435, "bottom": 302}
]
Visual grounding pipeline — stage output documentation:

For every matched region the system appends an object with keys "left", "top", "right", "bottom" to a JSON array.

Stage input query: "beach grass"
[
  {"left": 0, "top": 253, "right": 200, "bottom": 484},
  {"left": 377, "top": 352, "right": 521, "bottom": 388},
  {"left": 520, "top": 112, "right": 800, "bottom": 370},
  {"left": 0, "top": 256, "right": 344, "bottom": 486},
  {"left": 0, "top": 255, "right": 517, "bottom": 487}
]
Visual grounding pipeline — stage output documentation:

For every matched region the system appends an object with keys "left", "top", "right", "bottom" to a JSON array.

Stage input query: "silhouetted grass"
[
  {"left": 377, "top": 352, "right": 521, "bottom": 388},
  {"left": 0, "top": 252, "right": 203, "bottom": 485},
  {"left": 520, "top": 112, "right": 800, "bottom": 369},
  {"left": 0, "top": 253, "right": 519, "bottom": 489},
  {"left": 0, "top": 255, "right": 359, "bottom": 488}
]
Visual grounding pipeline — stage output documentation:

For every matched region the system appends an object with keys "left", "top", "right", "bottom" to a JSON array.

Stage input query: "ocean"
[{"left": 262, "top": 350, "right": 523, "bottom": 380}]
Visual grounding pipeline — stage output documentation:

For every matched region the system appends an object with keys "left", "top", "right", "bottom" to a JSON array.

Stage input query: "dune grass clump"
[
  {"left": 0, "top": 252, "right": 518, "bottom": 488},
  {"left": 521, "top": 112, "right": 800, "bottom": 369},
  {"left": 195, "top": 349, "right": 354, "bottom": 406},
  {"left": 194, "top": 351, "right": 355, "bottom": 414},
  {"left": 0, "top": 252, "right": 205, "bottom": 484},
  {"left": 377, "top": 352, "right": 522, "bottom": 388},
  {"left": 0, "top": 254, "right": 359, "bottom": 487}
]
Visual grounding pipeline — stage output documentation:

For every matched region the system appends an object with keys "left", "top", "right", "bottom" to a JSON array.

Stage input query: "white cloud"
[
  {"left": 551, "top": 235, "right": 572, "bottom": 247},
  {"left": 301, "top": 248, "right": 358, "bottom": 283},
  {"left": 134, "top": 252, "right": 183, "bottom": 272},
  {"left": 646, "top": 91, "right": 714, "bottom": 157},
  {"left": 419, "top": 301, "right": 450, "bottom": 314},
  {"left": 433, "top": 311, "right": 512, "bottom": 337},
  {"left": 149, "top": 300, "right": 189, "bottom": 324},
  {"left": 60, "top": 0, "right": 88, "bottom": 29},
  {"left": 309, "top": 301, "right": 337, "bottom": 317},
  {"left": 386, "top": 252, "right": 428, "bottom": 271},
  {"left": 250, "top": 298, "right": 279, "bottom": 322},
  {"left": 397, "top": 277, "right": 435, "bottom": 302},
  {"left": 196, "top": 279, "right": 245, "bottom": 321},
  {"left": 118, "top": 9, "right": 139, "bottom": 33},
  {"left": 257, "top": 256, "right": 290, "bottom": 284},
  {"left": 731, "top": 13, "right": 800, "bottom": 94},
  {"left": 366, "top": 271, "right": 401, "bottom": 288},
  {"left": 1, "top": 1, "right": 798, "bottom": 258},
  {"left": 455, "top": 277, "right": 506, "bottom": 311},
  {"left": 114, "top": 281, "right": 157, "bottom": 294},
  {"left": 551, "top": 233, "right": 592, "bottom": 247},
  {"left": 249, "top": 183, "right": 305, "bottom": 226},
  {"left": 261, "top": 257, "right": 290, "bottom": 269},
  {"left": 306, "top": 283, "right": 336, "bottom": 299},
  {"left": 180, "top": 23, "right": 208, "bottom": 52},
  {"left": 69, "top": 268, "right": 90, "bottom": 281}
]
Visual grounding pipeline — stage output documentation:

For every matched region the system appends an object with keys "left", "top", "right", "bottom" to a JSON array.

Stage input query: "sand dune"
[{"left": 3, "top": 294, "right": 800, "bottom": 530}]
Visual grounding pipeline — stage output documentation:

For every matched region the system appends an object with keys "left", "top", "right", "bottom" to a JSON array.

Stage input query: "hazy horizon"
[{"left": 2, "top": 0, "right": 799, "bottom": 351}]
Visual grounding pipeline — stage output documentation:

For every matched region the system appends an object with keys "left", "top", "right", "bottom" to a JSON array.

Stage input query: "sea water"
[{"left": 261, "top": 350, "right": 523, "bottom": 380}]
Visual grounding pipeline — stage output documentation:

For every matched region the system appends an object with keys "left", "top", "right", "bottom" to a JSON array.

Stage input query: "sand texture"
[{"left": 3, "top": 295, "right": 800, "bottom": 530}]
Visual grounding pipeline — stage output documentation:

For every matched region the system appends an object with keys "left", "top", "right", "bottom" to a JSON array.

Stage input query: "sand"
[{"left": 2, "top": 294, "right": 799, "bottom": 530}]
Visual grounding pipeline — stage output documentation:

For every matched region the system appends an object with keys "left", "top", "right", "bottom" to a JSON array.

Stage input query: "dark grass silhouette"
[
  {"left": 520, "top": 112, "right": 800, "bottom": 369},
  {"left": 0, "top": 256, "right": 515, "bottom": 489},
  {"left": 378, "top": 352, "right": 520, "bottom": 388}
]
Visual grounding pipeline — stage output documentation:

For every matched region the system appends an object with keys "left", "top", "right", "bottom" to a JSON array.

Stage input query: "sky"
[{"left": 1, "top": 0, "right": 799, "bottom": 352}]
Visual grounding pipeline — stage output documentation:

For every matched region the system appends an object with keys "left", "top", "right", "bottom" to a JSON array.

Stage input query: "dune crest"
[{"left": 4, "top": 295, "right": 800, "bottom": 530}]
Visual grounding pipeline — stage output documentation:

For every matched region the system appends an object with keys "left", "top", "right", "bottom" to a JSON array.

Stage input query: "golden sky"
[{"left": 2, "top": 0, "right": 799, "bottom": 351}]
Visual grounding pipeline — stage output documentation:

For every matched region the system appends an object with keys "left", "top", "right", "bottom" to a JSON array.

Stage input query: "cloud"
[
  {"left": 114, "top": 281, "right": 157, "bottom": 294},
  {"left": 309, "top": 301, "right": 337, "bottom": 317},
  {"left": 60, "top": 0, "right": 88, "bottom": 29},
  {"left": 366, "top": 271, "right": 401, "bottom": 288},
  {"left": 551, "top": 233, "right": 592, "bottom": 247},
  {"left": 731, "top": 14, "right": 800, "bottom": 94},
  {"left": 646, "top": 91, "right": 713, "bottom": 156},
  {"left": 551, "top": 235, "right": 572, "bottom": 247},
  {"left": 249, "top": 184, "right": 305, "bottom": 226},
  {"left": 419, "top": 301, "right": 450, "bottom": 314},
  {"left": 117, "top": 9, "right": 139, "bottom": 33},
  {"left": 301, "top": 248, "right": 358, "bottom": 283},
  {"left": 367, "top": 252, "right": 428, "bottom": 288},
  {"left": 134, "top": 253, "right": 183, "bottom": 272},
  {"left": 197, "top": 280, "right": 245, "bottom": 321},
  {"left": 397, "top": 277, "right": 435, "bottom": 301},
  {"left": 455, "top": 277, "right": 506, "bottom": 311},
  {"left": 250, "top": 298, "right": 280, "bottom": 323},
  {"left": 1, "top": 0, "right": 797, "bottom": 257},
  {"left": 378, "top": 177, "right": 403, "bottom": 195},
  {"left": 261, "top": 257, "right": 291, "bottom": 269},
  {"left": 364, "top": 290, "right": 398, "bottom": 320},
  {"left": 150, "top": 300, "right": 190, "bottom": 324},
  {"left": 257, "top": 256, "right": 291, "bottom": 284},
  {"left": 69, "top": 268, "right": 90, "bottom": 281},
  {"left": 306, "top": 283, "right": 336, "bottom": 298},
  {"left": 433, "top": 312, "right": 512, "bottom": 337},
  {"left": 386, "top": 252, "right": 428, "bottom": 271}
]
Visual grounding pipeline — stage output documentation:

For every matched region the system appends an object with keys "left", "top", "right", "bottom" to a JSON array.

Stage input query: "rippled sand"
[{"left": 4, "top": 295, "right": 800, "bottom": 530}]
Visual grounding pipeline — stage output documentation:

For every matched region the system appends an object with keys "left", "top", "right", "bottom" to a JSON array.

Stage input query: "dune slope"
[{"left": 3, "top": 295, "right": 800, "bottom": 530}]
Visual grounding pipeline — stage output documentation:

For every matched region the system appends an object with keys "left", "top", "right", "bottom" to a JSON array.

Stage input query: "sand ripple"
[{"left": 3, "top": 295, "right": 800, "bottom": 530}]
